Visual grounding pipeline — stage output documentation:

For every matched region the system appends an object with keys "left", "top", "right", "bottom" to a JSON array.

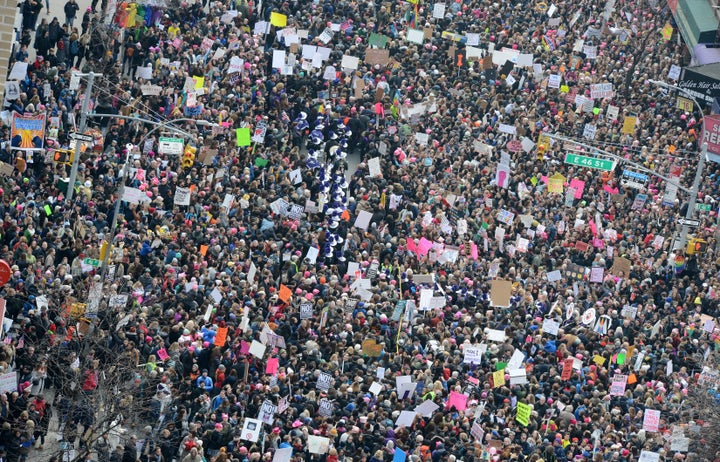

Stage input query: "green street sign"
[
  {"left": 158, "top": 137, "right": 185, "bottom": 155},
  {"left": 83, "top": 258, "right": 100, "bottom": 267},
  {"left": 696, "top": 204, "right": 711, "bottom": 211},
  {"left": 564, "top": 153, "right": 614, "bottom": 171}
]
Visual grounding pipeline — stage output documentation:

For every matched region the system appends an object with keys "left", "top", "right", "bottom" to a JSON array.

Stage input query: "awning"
[{"left": 672, "top": 0, "right": 718, "bottom": 51}]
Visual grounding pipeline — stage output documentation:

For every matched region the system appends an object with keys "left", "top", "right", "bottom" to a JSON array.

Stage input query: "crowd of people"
[{"left": 0, "top": 0, "right": 719, "bottom": 460}]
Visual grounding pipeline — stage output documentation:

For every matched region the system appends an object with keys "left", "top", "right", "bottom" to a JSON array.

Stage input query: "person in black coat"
[
  {"left": 48, "top": 17, "right": 63, "bottom": 44},
  {"left": 122, "top": 436, "right": 138, "bottom": 462},
  {"left": 21, "top": 0, "right": 36, "bottom": 30},
  {"left": 34, "top": 31, "right": 51, "bottom": 59},
  {"left": 109, "top": 445, "right": 125, "bottom": 462},
  {"left": 81, "top": 8, "right": 91, "bottom": 34},
  {"left": 5, "top": 429, "right": 23, "bottom": 462},
  {"left": 63, "top": 0, "right": 79, "bottom": 25},
  {"left": 25, "top": 0, "right": 43, "bottom": 30}
]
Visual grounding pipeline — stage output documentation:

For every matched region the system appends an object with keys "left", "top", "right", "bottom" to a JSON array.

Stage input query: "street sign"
[
  {"left": 696, "top": 203, "right": 711, "bottom": 211},
  {"left": 69, "top": 132, "right": 94, "bottom": 142},
  {"left": 677, "top": 218, "right": 700, "bottom": 227},
  {"left": 83, "top": 258, "right": 100, "bottom": 267},
  {"left": 158, "top": 137, "right": 185, "bottom": 155},
  {"left": 622, "top": 169, "right": 648, "bottom": 182},
  {"left": 564, "top": 153, "right": 614, "bottom": 171},
  {"left": 621, "top": 179, "right": 645, "bottom": 190},
  {"left": 676, "top": 96, "right": 693, "bottom": 112}
]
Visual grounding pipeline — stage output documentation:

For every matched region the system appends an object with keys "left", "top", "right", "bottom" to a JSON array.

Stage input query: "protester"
[
  {"left": 0, "top": 0, "right": 719, "bottom": 461},
  {"left": 64, "top": 0, "right": 81, "bottom": 27}
]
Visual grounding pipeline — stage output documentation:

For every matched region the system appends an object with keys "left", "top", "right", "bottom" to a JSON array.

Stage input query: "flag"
[{"left": 543, "top": 34, "right": 556, "bottom": 51}]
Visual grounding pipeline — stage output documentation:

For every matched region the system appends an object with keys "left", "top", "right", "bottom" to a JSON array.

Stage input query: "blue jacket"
[{"left": 196, "top": 376, "right": 213, "bottom": 390}]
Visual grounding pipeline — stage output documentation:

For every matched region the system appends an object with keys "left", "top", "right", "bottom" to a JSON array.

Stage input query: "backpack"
[{"left": 70, "top": 40, "right": 79, "bottom": 55}]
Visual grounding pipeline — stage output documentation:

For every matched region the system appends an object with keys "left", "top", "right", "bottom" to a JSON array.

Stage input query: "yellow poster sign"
[
  {"left": 548, "top": 173, "right": 565, "bottom": 194},
  {"left": 270, "top": 12, "right": 287, "bottom": 27},
  {"left": 621, "top": 116, "right": 636, "bottom": 134},
  {"left": 493, "top": 370, "right": 505, "bottom": 388}
]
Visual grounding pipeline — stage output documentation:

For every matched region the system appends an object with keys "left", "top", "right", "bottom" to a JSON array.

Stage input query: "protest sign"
[
  {"left": 516, "top": 402, "right": 531, "bottom": 426},
  {"left": 643, "top": 409, "right": 661, "bottom": 432},
  {"left": 316, "top": 372, "right": 332, "bottom": 391}
]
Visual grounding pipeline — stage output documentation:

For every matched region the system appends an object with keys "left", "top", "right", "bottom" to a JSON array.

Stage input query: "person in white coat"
[{"left": 29, "top": 358, "right": 47, "bottom": 396}]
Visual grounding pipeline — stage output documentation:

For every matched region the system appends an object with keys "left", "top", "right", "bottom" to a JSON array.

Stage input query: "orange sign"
[
  {"left": 278, "top": 284, "right": 292, "bottom": 304},
  {"left": 214, "top": 327, "right": 228, "bottom": 347}
]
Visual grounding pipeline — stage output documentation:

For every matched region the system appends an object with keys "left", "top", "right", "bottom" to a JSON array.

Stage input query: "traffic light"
[
  {"left": 455, "top": 49, "right": 466, "bottom": 68},
  {"left": 537, "top": 143, "right": 547, "bottom": 161},
  {"left": 99, "top": 240, "right": 112, "bottom": 261},
  {"left": 696, "top": 240, "right": 708, "bottom": 254},
  {"left": 687, "top": 238, "right": 708, "bottom": 255},
  {"left": 182, "top": 145, "right": 197, "bottom": 169},
  {"left": 53, "top": 149, "right": 74, "bottom": 165}
]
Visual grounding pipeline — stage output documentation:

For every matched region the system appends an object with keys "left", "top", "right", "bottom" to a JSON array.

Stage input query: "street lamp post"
[
  {"left": 95, "top": 116, "right": 217, "bottom": 277},
  {"left": 545, "top": 133, "right": 692, "bottom": 194},
  {"left": 84, "top": 114, "right": 206, "bottom": 137},
  {"left": 66, "top": 72, "right": 100, "bottom": 204},
  {"left": 649, "top": 80, "right": 709, "bottom": 253}
]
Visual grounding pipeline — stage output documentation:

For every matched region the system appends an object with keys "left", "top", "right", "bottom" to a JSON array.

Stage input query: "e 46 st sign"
[
  {"left": 703, "top": 114, "right": 720, "bottom": 157},
  {"left": 564, "top": 153, "right": 614, "bottom": 171}
]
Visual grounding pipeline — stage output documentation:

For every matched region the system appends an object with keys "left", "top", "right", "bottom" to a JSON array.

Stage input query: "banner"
[
  {"left": 11, "top": 112, "right": 46, "bottom": 151},
  {"left": 702, "top": 114, "right": 720, "bottom": 157},
  {"left": 0, "top": 371, "right": 17, "bottom": 393},
  {"left": 590, "top": 83, "right": 614, "bottom": 99}
]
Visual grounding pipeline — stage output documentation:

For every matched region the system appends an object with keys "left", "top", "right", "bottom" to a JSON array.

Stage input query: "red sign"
[
  {"left": 565, "top": 87, "right": 578, "bottom": 103},
  {"left": 507, "top": 141, "right": 522, "bottom": 152},
  {"left": 0, "top": 260, "right": 10, "bottom": 286},
  {"left": 702, "top": 114, "right": 720, "bottom": 156}
]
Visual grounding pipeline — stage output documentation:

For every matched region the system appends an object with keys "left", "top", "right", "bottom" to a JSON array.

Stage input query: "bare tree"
[
  {"left": 41, "top": 299, "right": 160, "bottom": 462},
  {"left": 682, "top": 354, "right": 720, "bottom": 461}
]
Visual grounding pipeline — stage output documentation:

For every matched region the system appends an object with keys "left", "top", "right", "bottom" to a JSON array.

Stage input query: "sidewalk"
[{"left": 26, "top": 388, "right": 133, "bottom": 462}]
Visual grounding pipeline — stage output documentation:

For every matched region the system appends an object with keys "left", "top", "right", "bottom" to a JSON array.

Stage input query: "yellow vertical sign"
[
  {"left": 548, "top": 173, "right": 565, "bottom": 194},
  {"left": 676, "top": 97, "right": 693, "bottom": 112},
  {"left": 493, "top": 370, "right": 505, "bottom": 388},
  {"left": 621, "top": 116, "right": 636, "bottom": 134}
]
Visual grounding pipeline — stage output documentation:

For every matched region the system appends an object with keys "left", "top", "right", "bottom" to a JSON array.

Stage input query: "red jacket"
[{"left": 82, "top": 369, "right": 98, "bottom": 391}]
